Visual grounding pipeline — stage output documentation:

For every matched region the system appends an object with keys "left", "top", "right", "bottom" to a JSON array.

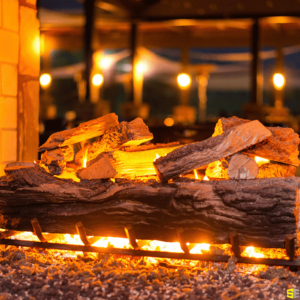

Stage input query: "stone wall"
[{"left": 0, "top": 0, "right": 39, "bottom": 176}]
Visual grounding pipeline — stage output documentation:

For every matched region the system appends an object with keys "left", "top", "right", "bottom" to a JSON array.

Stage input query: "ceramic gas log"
[{"left": 0, "top": 164, "right": 299, "bottom": 249}]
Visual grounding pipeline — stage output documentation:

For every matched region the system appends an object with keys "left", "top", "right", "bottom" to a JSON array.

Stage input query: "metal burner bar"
[{"left": 0, "top": 238, "right": 300, "bottom": 267}]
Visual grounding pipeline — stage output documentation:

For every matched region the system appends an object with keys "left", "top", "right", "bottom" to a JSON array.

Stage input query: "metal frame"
[{"left": 0, "top": 218, "right": 298, "bottom": 268}]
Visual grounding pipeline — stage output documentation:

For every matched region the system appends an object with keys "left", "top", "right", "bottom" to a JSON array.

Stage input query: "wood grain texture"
[
  {"left": 0, "top": 169, "right": 298, "bottom": 248},
  {"left": 41, "top": 146, "right": 74, "bottom": 175},
  {"left": 213, "top": 116, "right": 300, "bottom": 166},
  {"left": 154, "top": 120, "right": 272, "bottom": 182},
  {"left": 75, "top": 118, "right": 153, "bottom": 164},
  {"left": 39, "top": 113, "right": 119, "bottom": 152},
  {"left": 227, "top": 154, "right": 259, "bottom": 180}
]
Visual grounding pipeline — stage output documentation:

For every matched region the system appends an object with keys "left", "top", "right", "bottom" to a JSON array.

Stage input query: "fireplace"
[{"left": 0, "top": 0, "right": 39, "bottom": 177}]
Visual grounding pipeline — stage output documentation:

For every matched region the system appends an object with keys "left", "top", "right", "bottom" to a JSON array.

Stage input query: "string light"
[
  {"left": 40, "top": 73, "right": 51, "bottom": 88},
  {"left": 177, "top": 73, "right": 191, "bottom": 89},
  {"left": 92, "top": 74, "right": 104, "bottom": 86},
  {"left": 273, "top": 73, "right": 285, "bottom": 90}
]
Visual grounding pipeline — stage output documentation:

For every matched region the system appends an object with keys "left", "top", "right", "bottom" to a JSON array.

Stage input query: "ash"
[{"left": 0, "top": 247, "right": 298, "bottom": 300}]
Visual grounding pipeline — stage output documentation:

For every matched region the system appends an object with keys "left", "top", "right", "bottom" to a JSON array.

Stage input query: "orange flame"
[
  {"left": 203, "top": 175, "right": 209, "bottom": 181},
  {"left": 194, "top": 169, "right": 199, "bottom": 180},
  {"left": 154, "top": 154, "right": 160, "bottom": 161},
  {"left": 254, "top": 156, "right": 270, "bottom": 166},
  {"left": 83, "top": 149, "right": 88, "bottom": 168},
  {"left": 242, "top": 246, "right": 264, "bottom": 258}
]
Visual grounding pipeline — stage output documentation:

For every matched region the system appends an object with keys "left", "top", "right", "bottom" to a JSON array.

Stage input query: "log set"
[
  {"left": 0, "top": 163, "right": 299, "bottom": 249},
  {"left": 213, "top": 116, "right": 300, "bottom": 166},
  {"left": 154, "top": 120, "right": 272, "bottom": 182}
]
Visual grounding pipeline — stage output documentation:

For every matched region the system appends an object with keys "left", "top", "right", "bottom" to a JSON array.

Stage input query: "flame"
[
  {"left": 34, "top": 160, "right": 36, "bottom": 164},
  {"left": 242, "top": 246, "right": 264, "bottom": 258},
  {"left": 189, "top": 243, "right": 210, "bottom": 254},
  {"left": 193, "top": 169, "right": 199, "bottom": 180},
  {"left": 83, "top": 149, "right": 88, "bottom": 168},
  {"left": 155, "top": 154, "right": 160, "bottom": 161},
  {"left": 254, "top": 156, "right": 270, "bottom": 166},
  {"left": 203, "top": 175, "right": 209, "bottom": 181}
]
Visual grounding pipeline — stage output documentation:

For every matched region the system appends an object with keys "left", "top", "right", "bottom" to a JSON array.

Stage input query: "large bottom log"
[{"left": 0, "top": 172, "right": 299, "bottom": 249}]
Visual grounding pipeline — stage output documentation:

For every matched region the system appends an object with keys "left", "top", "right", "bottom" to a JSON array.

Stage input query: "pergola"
[{"left": 39, "top": 0, "right": 300, "bottom": 121}]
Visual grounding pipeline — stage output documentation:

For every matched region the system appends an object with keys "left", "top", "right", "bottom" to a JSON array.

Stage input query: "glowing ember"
[
  {"left": 242, "top": 246, "right": 264, "bottom": 258},
  {"left": 254, "top": 156, "right": 270, "bottom": 166},
  {"left": 189, "top": 243, "right": 210, "bottom": 254},
  {"left": 203, "top": 175, "right": 209, "bottom": 181},
  {"left": 194, "top": 169, "right": 199, "bottom": 180}
]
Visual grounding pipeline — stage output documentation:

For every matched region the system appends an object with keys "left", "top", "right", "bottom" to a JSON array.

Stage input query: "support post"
[
  {"left": 250, "top": 19, "right": 263, "bottom": 106},
  {"left": 229, "top": 232, "right": 241, "bottom": 257},
  {"left": 285, "top": 234, "right": 295, "bottom": 261},
  {"left": 176, "top": 228, "right": 190, "bottom": 254},
  {"left": 124, "top": 225, "right": 140, "bottom": 250},
  {"left": 84, "top": 0, "right": 96, "bottom": 102},
  {"left": 197, "top": 72, "right": 209, "bottom": 123}
]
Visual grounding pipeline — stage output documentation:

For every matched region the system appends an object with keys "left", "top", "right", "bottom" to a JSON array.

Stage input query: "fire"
[
  {"left": 194, "top": 169, "right": 199, "bottom": 179},
  {"left": 254, "top": 156, "right": 270, "bottom": 166},
  {"left": 155, "top": 154, "right": 160, "bottom": 161},
  {"left": 242, "top": 246, "right": 264, "bottom": 258},
  {"left": 189, "top": 243, "right": 210, "bottom": 254},
  {"left": 83, "top": 149, "right": 88, "bottom": 168},
  {"left": 203, "top": 175, "right": 209, "bottom": 181}
]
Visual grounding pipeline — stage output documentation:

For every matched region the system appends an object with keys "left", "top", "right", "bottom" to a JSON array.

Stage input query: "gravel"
[{"left": 0, "top": 246, "right": 298, "bottom": 299}]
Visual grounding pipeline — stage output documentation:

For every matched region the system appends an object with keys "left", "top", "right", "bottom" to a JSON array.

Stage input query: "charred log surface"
[
  {"left": 76, "top": 118, "right": 153, "bottom": 164},
  {"left": 41, "top": 146, "right": 74, "bottom": 175},
  {"left": 39, "top": 113, "right": 119, "bottom": 152},
  {"left": 0, "top": 166, "right": 298, "bottom": 248},
  {"left": 154, "top": 120, "right": 272, "bottom": 182},
  {"left": 213, "top": 116, "right": 300, "bottom": 166}
]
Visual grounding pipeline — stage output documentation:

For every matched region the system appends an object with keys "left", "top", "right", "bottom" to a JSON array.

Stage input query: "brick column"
[{"left": 0, "top": 0, "right": 39, "bottom": 176}]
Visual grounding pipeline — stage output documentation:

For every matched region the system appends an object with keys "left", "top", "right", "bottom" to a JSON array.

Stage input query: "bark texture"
[
  {"left": 154, "top": 120, "right": 272, "bottom": 182},
  {"left": 75, "top": 118, "right": 153, "bottom": 164},
  {"left": 41, "top": 146, "right": 74, "bottom": 175},
  {"left": 39, "top": 113, "right": 119, "bottom": 152},
  {"left": 213, "top": 116, "right": 300, "bottom": 166},
  {"left": 0, "top": 164, "right": 299, "bottom": 249}
]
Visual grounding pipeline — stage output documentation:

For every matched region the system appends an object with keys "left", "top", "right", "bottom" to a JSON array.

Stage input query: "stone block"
[
  {"left": 19, "top": 6, "right": 40, "bottom": 76},
  {"left": 3, "top": 0, "right": 19, "bottom": 32},
  {"left": 22, "top": 80, "right": 39, "bottom": 161},
  {"left": 0, "top": 97, "right": 17, "bottom": 129},
  {"left": 1, "top": 130, "right": 17, "bottom": 162},
  {"left": 1, "top": 64, "right": 17, "bottom": 96},
  {"left": 0, "top": 30, "right": 19, "bottom": 64}
]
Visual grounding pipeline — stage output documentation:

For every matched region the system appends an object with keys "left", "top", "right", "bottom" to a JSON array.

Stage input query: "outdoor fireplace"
[{"left": 0, "top": 113, "right": 299, "bottom": 269}]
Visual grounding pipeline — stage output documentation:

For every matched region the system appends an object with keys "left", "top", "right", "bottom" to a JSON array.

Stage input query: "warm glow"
[
  {"left": 273, "top": 73, "right": 285, "bottom": 90},
  {"left": 99, "top": 57, "right": 113, "bottom": 70},
  {"left": 33, "top": 36, "right": 40, "bottom": 55},
  {"left": 155, "top": 154, "right": 160, "bottom": 161},
  {"left": 40, "top": 73, "right": 51, "bottom": 88},
  {"left": 189, "top": 243, "right": 210, "bottom": 254},
  {"left": 135, "top": 62, "right": 147, "bottom": 74},
  {"left": 177, "top": 73, "right": 191, "bottom": 88},
  {"left": 83, "top": 149, "right": 88, "bottom": 168},
  {"left": 254, "top": 156, "right": 270, "bottom": 166},
  {"left": 203, "top": 175, "right": 209, "bottom": 181},
  {"left": 242, "top": 246, "right": 264, "bottom": 258},
  {"left": 194, "top": 169, "right": 199, "bottom": 180},
  {"left": 92, "top": 74, "right": 104, "bottom": 86},
  {"left": 164, "top": 117, "right": 174, "bottom": 127}
]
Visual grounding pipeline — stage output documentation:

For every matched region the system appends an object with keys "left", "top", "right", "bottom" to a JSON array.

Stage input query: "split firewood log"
[
  {"left": 0, "top": 165, "right": 299, "bottom": 249},
  {"left": 154, "top": 120, "right": 272, "bottom": 182},
  {"left": 213, "top": 116, "right": 300, "bottom": 166},
  {"left": 77, "top": 154, "right": 117, "bottom": 180},
  {"left": 227, "top": 154, "right": 259, "bottom": 180},
  {"left": 41, "top": 146, "right": 74, "bottom": 175},
  {"left": 75, "top": 118, "right": 153, "bottom": 165},
  {"left": 39, "top": 113, "right": 119, "bottom": 152},
  {"left": 78, "top": 144, "right": 180, "bottom": 180},
  {"left": 257, "top": 163, "right": 296, "bottom": 178}
]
